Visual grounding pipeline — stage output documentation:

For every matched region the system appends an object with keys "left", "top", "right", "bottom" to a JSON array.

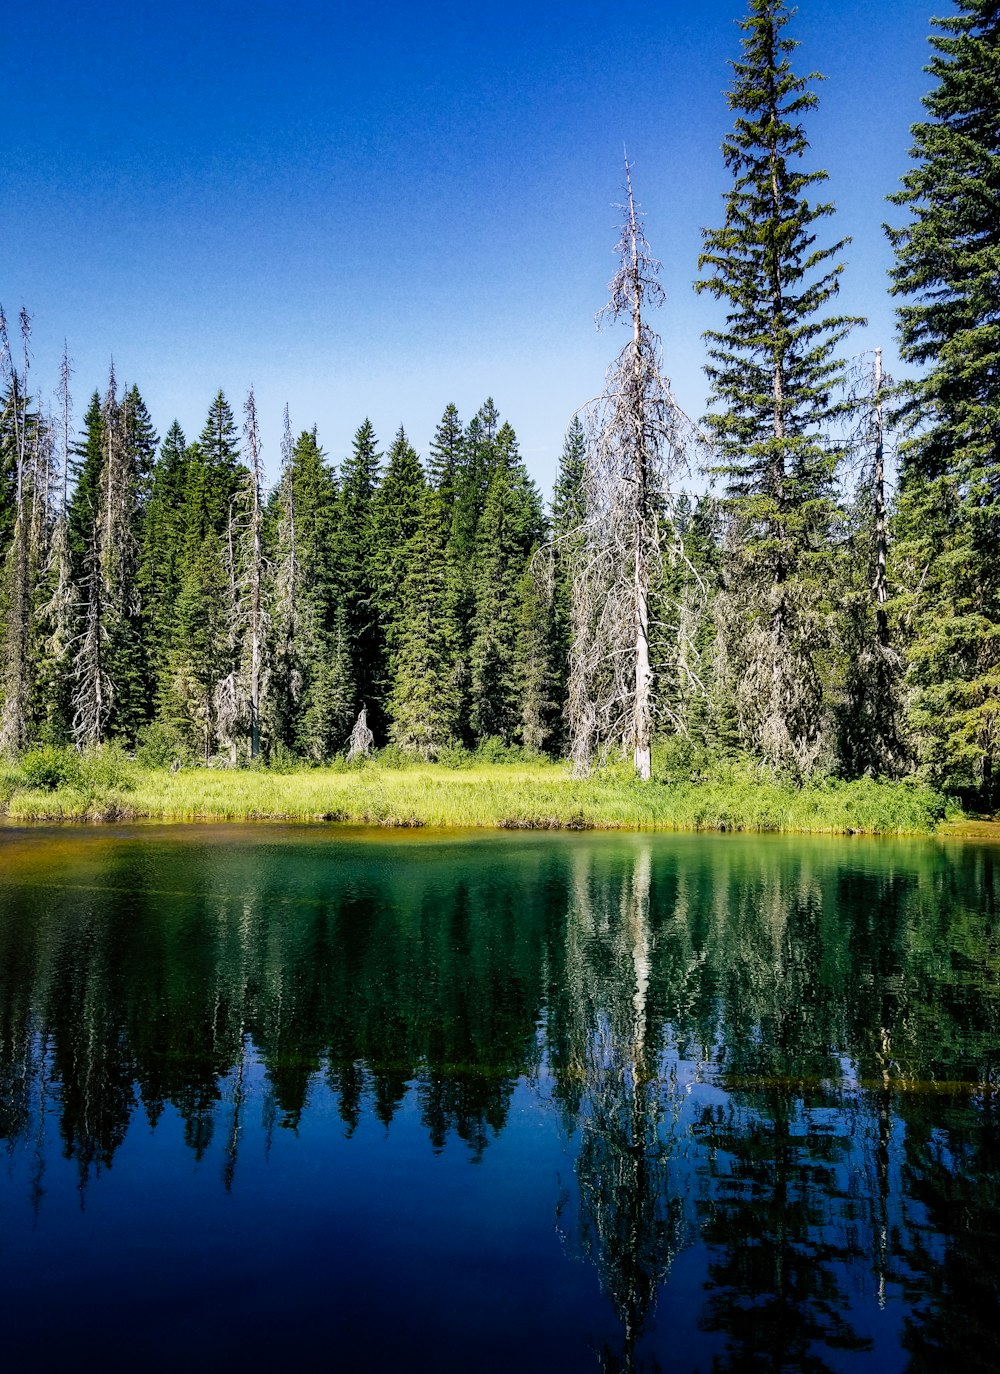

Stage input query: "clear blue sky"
[{"left": 3, "top": 0, "right": 937, "bottom": 493}]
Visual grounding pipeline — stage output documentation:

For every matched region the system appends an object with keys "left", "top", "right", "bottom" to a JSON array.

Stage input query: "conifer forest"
[{"left": 1, "top": 0, "right": 998, "bottom": 811}]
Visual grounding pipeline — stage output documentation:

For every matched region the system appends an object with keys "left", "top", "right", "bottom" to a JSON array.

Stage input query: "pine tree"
[
  {"left": 388, "top": 486, "right": 462, "bottom": 756},
  {"left": 282, "top": 427, "right": 347, "bottom": 760},
  {"left": 371, "top": 426, "right": 425, "bottom": 691},
  {"left": 336, "top": 419, "right": 382, "bottom": 735},
  {"left": 468, "top": 424, "right": 545, "bottom": 744},
  {"left": 512, "top": 562, "right": 556, "bottom": 753},
  {"left": 158, "top": 392, "right": 243, "bottom": 757},
  {"left": 695, "top": 0, "right": 863, "bottom": 772},
  {"left": 428, "top": 403, "right": 465, "bottom": 506},
  {"left": 887, "top": 0, "right": 1000, "bottom": 805},
  {"left": 549, "top": 416, "right": 586, "bottom": 751},
  {"left": 140, "top": 421, "right": 190, "bottom": 709}
]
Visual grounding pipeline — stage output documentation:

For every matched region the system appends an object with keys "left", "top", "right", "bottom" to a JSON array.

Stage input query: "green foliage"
[
  {"left": 695, "top": 0, "right": 863, "bottom": 771},
  {"left": 0, "top": 753, "right": 959, "bottom": 834},
  {"left": 17, "top": 744, "right": 82, "bottom": 790},
  {"left": 468, "top": 428, "right": 545, "bottom": 743},
  {"left": 388, "top": 487, "right": 462, "bottom": 757},
  {"left": 887, "top": 0, "right": 1000, "bottom": 806},
  {"left": 135, "top": 719, "right": 190, "bottom": 768}
]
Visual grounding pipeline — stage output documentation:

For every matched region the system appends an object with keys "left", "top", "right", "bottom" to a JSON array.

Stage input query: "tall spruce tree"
[
  {"left": 695, "top": 0, "right": 862, "bottom": 772},
  {"left": 468, "top": 423, "right": 545, "bottom": 744},
  {"left": 336, "top": 419, "right": 382, "bottom": 735},
  {"left": 371, "top": 426, "right": 425, "bottom": 697},
  {"left": 139, "top": 421, "right": 190, "bottom": 710},
  {"left": 158, "top": 392, "right": 243, "bottom": 758},
  {"left": 388, "top": 486, "right": 462, "bottom": 756},
  {"left": 887, "top": 0, "right": 1000, "bottom": 805},
  {"left": 549, "top": 416, "right": 587, "bottom": 752},
  {"left": 286, "top": 427, "right": 350, "bottom": 760}
]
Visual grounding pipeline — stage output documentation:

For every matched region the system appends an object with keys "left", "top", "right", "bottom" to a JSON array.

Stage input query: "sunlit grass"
[{"left": 0, "top": 748, "right": 961, "bottom": 834}]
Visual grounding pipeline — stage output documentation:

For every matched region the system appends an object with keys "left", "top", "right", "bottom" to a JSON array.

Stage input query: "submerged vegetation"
[{"left": 0, "top": 744, "right": 958, "bottom": 833}]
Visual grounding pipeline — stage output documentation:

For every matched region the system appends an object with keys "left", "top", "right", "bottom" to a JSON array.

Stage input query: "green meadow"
[{"left": 0, "top": 745, "right": 961, "bottom": 834}]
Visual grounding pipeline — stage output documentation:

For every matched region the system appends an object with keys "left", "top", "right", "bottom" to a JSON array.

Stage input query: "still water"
[{"left": 0, "top": 825, "right": 998, "bottom": 1372}]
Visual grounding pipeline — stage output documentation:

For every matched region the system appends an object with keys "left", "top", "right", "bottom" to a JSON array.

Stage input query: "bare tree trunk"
[
  {"left": 872, "top": 348, "right": 889, "bottom": 652},
  {"left": 567, "top": 159, "right": 693, "bottom": 779},
  {"left": 244, "top": 389, "right": 263, "bottom": 760},
  {"left": 626, "top": 168, "right": 653, "bottom": 781},
  {"left": 0, "top": 309, "right": 33, "bottom": 753}
]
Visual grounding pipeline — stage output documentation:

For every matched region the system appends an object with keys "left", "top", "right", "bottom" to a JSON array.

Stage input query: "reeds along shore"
[{"left": 0, "top": 746, "right": 960, "bottom": 834}]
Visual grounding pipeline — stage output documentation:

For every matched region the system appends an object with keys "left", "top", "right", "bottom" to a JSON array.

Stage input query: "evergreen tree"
[
  {"left": 887, "top": 0, "right": 1000, "bottom": 804},
  {"left": 468, "top": 425, "right": 545, "bottom": 744},
  {"left": 284, "top": 428, "right": 349, "bottom": 760},
  {"left": 70, "top": 366, "right": 152, "bottom": 745},
  {"left": 388, "top": 487, "right": 462, "bottom": 756},
  {"left": 695, "top": 0, "right": 863, "bottom": 771},
  {"left": 512, "top": 562, "right": 556, "bottom": 752},
  {"left": 140, "top": 421, "right": 191, "bottom": 710},
  {"left": 550, "top": 416, "right": 586, "bottom": 751},
  {"left": 371, "top": 426, "right": 425, "bottom": 691},
  {"left": 428, "top": 402, "right": 465, "bottom": 506},
  {"left": 158, "top": 392, "right": 243, "bottom": 757},
  {"left": 67, "top": 391, "right": 104, "bottom": 575},
  {"left": 336, "top": 420, "right": 382, "bottom": 735}
]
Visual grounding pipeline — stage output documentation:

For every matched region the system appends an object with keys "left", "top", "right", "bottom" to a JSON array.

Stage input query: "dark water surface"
[{"left": 1, "top": 825, "right": 998, "bottom": 1372}]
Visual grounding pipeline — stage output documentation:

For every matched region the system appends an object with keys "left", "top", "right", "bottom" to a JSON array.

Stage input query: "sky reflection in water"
[{"left": 0, "top": 827, "right": 998, "bottom": 1372}]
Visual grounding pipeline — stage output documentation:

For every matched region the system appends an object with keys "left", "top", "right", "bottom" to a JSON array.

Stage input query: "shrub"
[
  {"left": 136, "top": 721, "right": 191, "bottom": 769},
  {"left": 78, "top": 743, "right": 136, "bottom": 793},
  {"left": 17, "top": 745, "right": 82, "bottom": 791}
]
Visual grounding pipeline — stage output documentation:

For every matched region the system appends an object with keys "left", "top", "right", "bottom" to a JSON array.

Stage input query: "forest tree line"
[{"left": 0, "top": 0, "right": 997, "bottom": 806}]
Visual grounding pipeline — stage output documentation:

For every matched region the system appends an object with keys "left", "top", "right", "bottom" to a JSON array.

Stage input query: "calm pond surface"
[{"left": 1, "top": 825, "right": 998, "bottom": 1372}]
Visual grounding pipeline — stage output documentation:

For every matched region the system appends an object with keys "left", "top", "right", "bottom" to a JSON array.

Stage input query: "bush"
[
  {"left": 435, "top": 742, "right": 473, "bottom": 769},
  {"left": 135, "top": 721, "right": 191, "bottom": 769},
  {"left": 77, "top": 743, "right": 136, "bottom": 793},
  {"left": 266, "top": 740, "right": 302, "bottom": 773},
  {"left": 17, "top": 745, "right": 82, "bottom": 791}
]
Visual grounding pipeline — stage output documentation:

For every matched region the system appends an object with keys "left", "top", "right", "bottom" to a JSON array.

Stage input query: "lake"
[{"left": 1, "top": 825, "right": 997, "bottom": 1372}]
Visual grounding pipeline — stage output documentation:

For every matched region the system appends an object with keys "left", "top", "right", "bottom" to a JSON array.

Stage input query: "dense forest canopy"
[{"left": 1, "top": 0, "right": 997, "bottom": 808}]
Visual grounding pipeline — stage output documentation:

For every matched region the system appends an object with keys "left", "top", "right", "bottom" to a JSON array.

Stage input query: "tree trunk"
[
  {"left": 872, "top": 348, "right": 889, "bottom": 651},
  {"left": 627, "top": 165, "right": 653, "bottom": 782}
]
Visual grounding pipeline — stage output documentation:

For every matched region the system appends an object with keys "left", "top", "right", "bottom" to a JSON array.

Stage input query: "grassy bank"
[{"left": 0, "top": 747, "right": 962, "bottom": 834}]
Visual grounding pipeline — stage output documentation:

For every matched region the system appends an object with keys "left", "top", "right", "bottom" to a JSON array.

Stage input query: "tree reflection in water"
[
  {"left": 0, "top": 829, "right": 999, "bottom": 1369},
  {"left": 557, "top": 845, "right": 688, "bottom": 1372}
]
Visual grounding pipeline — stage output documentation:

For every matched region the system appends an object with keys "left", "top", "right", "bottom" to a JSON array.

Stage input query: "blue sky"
[{"left": 4, "top": 0, "right": 937, "bottom": 493}]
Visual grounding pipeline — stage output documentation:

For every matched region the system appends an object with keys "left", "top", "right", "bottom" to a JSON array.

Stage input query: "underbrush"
[{"left": 0, "top": 744, "right": 961, "bottom": 834}]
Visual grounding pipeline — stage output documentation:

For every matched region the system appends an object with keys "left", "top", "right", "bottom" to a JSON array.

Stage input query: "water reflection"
[{"left": 1, "top": 828, "right": 999, "bottom": 1369}]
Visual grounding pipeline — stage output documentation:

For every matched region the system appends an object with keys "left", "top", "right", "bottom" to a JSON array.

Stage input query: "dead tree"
[
  {"left": 40, "top": 344, "right": 76, "bottom": 731},
  {"left": 270, "top": 404, "right": 302, "bottom": 741},
  {"left": 215, "top": 387, "right": 269, "bottom": 762},
  {"left": 838, "top": 348, "right": 907, "bottom": 775},
  {"left": 569, "top": 160, "right": 693, "bottom": 779},
  {"left": 0, "top": 308, "right": 37, "bottom": 753}
]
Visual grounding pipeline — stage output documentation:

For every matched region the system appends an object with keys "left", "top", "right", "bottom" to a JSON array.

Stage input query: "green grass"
[{"left": 0, "top": 747, "right": 962, "bottom": 834}]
